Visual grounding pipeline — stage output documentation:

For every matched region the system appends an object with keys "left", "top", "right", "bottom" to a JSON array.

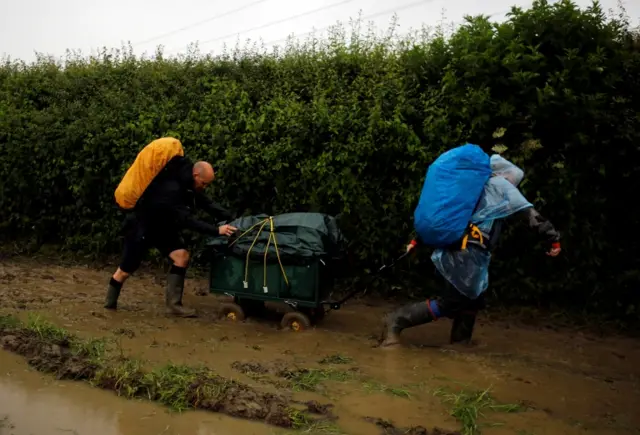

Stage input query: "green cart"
[{"left": 207, "top": 213, "right": 346, "bottom": 331}]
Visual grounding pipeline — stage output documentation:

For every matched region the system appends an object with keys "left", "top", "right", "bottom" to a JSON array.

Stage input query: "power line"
[
  {"left": 132, "top": 0, "right": 270, "bottom": 47},
  {"left": 263, "top": 0, "right": 432, "bottom": 46},
  {"left": 191, "top": 0, "right": 356, "bottom": 49}
]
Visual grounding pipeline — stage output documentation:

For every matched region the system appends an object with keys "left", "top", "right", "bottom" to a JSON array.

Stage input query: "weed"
[
  {"left": 71, "top": 337, "right": 108, "bottom": 361},
  {"left": 92, "top": 358, "right": 146, "bottom": 398},
  {"left": 300, "top": 421, "right": 343, "bottom": 434},
  {"left": 143, "top": 364, "right": 216, "bottom": 412},
  {"left": 289, "top": 408, "right": 313, "bottom": 429},
  {"left": 282, "top": 368, "right": 356, "bottom": 392},
  {"left": 289, "top": 409, "right": 342, "bottom": 433},
  {"left": 433, "top": 386, "right": 523, "bottom": 435},
  {"left": 19, "top": 314, "right": 107, "bottom": 361},
  {"left": 25, "top": 314, "right": 69, "bottom": 342},
  {"left": 362, "top": 381, "right": 412, "bottom": 399}
]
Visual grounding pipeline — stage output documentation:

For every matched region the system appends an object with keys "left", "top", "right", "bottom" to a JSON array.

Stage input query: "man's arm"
[
  {"left": 174, "top": 205, "right": 221, "bottom": 235},
  {"left": 514, "top": 207, "right": 561, "bottom": 256},
  {"left": 195, "top": 192, "right": 234, "bottom": 222},
  {"left": 516, "top": 207, "right": 560, "bottom": 244}
]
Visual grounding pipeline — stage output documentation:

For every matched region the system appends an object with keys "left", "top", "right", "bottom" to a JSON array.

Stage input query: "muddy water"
[
  {"left": 0, "top": 351, "right": 281, "bottom": 435},
  {"left": 2, "top": 259, "right": 640, "bottom": 434}
]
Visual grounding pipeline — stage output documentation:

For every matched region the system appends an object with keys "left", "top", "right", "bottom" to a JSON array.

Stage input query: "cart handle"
[{"left": 321, "top": 251, "right": 411, "bottom": 310}]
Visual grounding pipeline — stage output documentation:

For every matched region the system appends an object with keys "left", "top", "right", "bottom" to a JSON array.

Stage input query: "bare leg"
[{"left": 113, "top": 268, "right": 130, "bottom": 283}]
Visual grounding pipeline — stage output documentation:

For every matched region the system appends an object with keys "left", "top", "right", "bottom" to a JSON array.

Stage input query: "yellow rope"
[
  {"left": 270, "top": 216, "right": 289, "bottom": 287},
  {"left": 244, "top": 220, "right": 269, "bottom": 285},
  {"left": 229, "top": 216, "right": 289, "bottom": 290},
  {"left": 229, "top": 217, "right": 270, "bottom": 248},
  {"left": 263, "top": 228, "right": 273, "bottom": 289}
]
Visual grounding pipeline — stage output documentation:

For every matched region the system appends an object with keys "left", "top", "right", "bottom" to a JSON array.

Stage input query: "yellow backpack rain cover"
[{"left": 114, "top": 137, "right": 184, "bottom": 209}]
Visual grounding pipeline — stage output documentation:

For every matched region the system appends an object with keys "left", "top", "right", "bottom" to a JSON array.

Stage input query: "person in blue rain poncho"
[{"left": 380, "top": 154, "right": 562, "bottom": 347}]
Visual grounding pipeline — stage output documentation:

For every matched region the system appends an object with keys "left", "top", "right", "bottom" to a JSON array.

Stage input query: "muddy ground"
[{"left": 1, "top": 257, "right": 639, "bottom": 435}]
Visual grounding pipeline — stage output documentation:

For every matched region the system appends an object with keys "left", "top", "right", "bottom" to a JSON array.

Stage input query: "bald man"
[{"left": 105, "top": 156, "right": 237, "bottom": 317}]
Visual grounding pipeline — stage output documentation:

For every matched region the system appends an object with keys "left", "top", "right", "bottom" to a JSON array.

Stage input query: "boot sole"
[{"left": 378, "top": 339, "right": 401, "bottom": 348}]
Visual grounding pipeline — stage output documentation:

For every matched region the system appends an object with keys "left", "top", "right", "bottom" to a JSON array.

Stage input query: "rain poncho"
[{"left": 431, "top": 155, "right": 533, "bottom": 299}]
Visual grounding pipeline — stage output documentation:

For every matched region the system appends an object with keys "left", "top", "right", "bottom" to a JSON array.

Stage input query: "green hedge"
[{"left": 1, "top": 0, "right": 639, "bottom": 318}]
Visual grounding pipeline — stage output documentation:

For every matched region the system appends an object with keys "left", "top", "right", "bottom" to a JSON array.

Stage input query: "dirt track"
[{"left": 1, "top": 257, "right": 639, "bottom": 435}]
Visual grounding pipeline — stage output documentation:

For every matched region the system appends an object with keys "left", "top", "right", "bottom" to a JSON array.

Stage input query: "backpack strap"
[{"left": 460, "top": 224, "right": 489, "bottom": 250}]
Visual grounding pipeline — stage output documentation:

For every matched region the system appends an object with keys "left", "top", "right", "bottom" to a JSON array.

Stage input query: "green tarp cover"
[{"left": 206, "top": 212, "right": 346, "bottom": 261}]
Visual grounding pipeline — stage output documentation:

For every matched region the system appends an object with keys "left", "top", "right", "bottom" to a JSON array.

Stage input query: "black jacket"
[{"left": 133, "top": 156, "right": 233, "bottom": 235}]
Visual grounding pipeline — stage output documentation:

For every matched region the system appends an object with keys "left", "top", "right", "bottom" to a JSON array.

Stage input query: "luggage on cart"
[{"left": 206, "top": 212, "right": 347, "bottom": 331}]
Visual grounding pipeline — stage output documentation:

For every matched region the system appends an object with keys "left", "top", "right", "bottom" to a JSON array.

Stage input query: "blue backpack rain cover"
[{"left": 414, "top": 144, "right": 492, "bottom": 247}]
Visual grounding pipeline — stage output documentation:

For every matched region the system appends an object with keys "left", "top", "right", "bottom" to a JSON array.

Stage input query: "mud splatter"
[
  {"left": 231, "top": 360, "right": 273, "bottom": 375},
  {"left": 112, "top": 328, "right": 136, "bottom": 338},
  {"left": 318, "top": 354, "right": 354, "bottom": 365},
  {"left": 303, "top": 400, "right": 335, "bottom": 416},
  {"left": 232, "top": 359, "right": 359, "bottom": 392},
  {"left": 363, "top": 417, "right": 461, "bottom": 435},
  {"left": 0, "top": 415, "right": 15, "bottom": 431}
]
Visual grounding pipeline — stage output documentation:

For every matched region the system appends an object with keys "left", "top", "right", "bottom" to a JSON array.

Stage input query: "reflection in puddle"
[{"left": 0, "top": 351, "right": 278, "bottom": 435}]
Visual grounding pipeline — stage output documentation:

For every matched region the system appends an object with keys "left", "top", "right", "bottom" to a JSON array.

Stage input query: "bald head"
[{"left": 193, "top": 161, "right": 215, "bottom": 191}]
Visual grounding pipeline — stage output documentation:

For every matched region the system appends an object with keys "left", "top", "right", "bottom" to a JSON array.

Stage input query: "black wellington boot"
[
  {"left": 380, "top": 300, "right": 438, "bottom": 347},
  {"left": 104, "top": 282, "right": 121, "bottom": 310},
  {"left": 165, "top": 273, "right": 197, "bottom": 318},
  {"left": 450, "top": 310, "right": 477, "bottom": 344}
]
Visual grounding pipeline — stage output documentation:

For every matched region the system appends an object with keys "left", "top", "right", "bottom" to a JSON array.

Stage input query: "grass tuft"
[
  {"left": 289, "top": 409, "right": 343, "bottom": 433},
  {"left": 433, "top": 386, "right": 523, "bottom": 435},
  {"left": 25, "top": 314, "right": 70, "bottom": 342},
  {"left": 281, "top": 368, "right": 356, "bottom": 392},
  {"left": 71, "top": 337, "right": 108, "bottom": 361},
  {"left": 92, "top": 358, "right": 147, "bottom": 398},
  {"left": 362, "top": 381, "right": 412, "bottom": 399}
]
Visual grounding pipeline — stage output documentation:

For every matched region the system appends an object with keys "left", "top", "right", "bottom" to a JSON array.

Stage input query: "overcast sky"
[{"left": 1, "top": 0, "right": 637, "bottom": 63}]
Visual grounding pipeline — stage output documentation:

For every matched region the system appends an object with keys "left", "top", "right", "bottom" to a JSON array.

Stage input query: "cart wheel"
[
  {"left": 281, "top": 312, "right": 312, "bottom": 332},
  {"left": 219, "top": 302, "right": 246, "bottom": 322}
]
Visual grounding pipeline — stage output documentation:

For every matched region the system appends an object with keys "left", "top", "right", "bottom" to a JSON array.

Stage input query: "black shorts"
[
  {"left": 436, "top": 279, "right": 486, "bottom": 318},
  {"left": 119, "top": 216, "right": 187, "bottom": 274}
]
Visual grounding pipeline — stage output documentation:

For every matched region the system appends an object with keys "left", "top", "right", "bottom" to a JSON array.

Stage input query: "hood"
[{"left": 490, "top": 154, "right": 524, "bottom": 187}]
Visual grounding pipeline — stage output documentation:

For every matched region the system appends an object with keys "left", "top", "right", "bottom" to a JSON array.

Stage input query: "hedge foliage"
[{"left": 1, "top": 0, "right": 638, "bottom": 318}]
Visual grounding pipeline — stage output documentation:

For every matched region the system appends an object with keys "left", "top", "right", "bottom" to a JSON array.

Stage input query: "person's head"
[
  {"left": 192, "top": 161, "right": 215, "bottom": 191},
  {"left": 490, "top": 154, "right": 524, "bottom": 187}
]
